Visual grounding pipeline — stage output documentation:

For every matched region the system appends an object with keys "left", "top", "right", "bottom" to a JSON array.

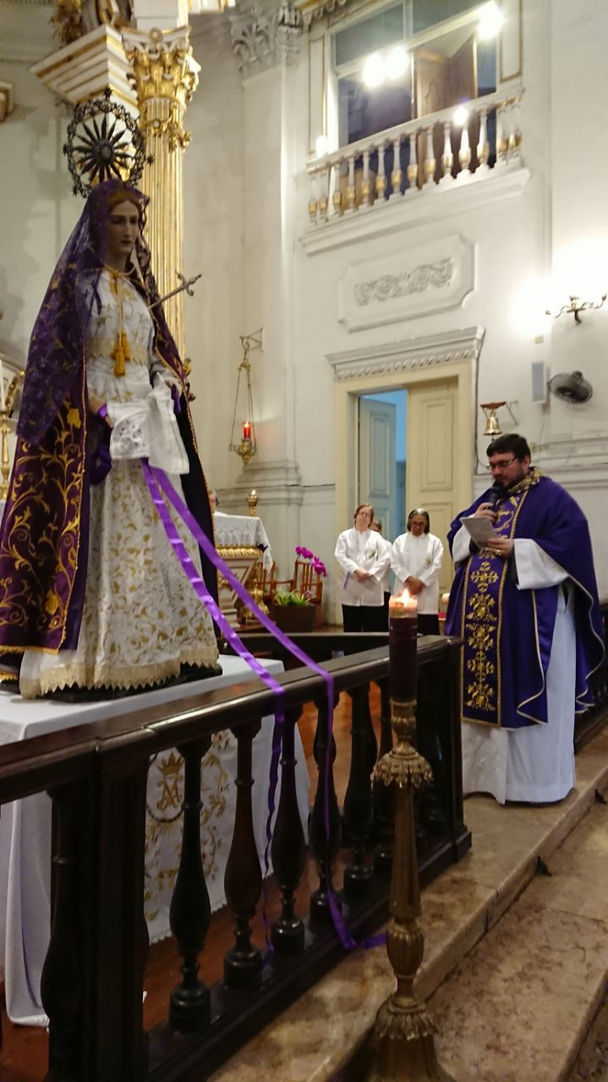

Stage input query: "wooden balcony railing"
[
  {"left": 306, "top": 85, "right": 523, "bottom": 227},
  {"left": 0, "top": 633, "right": 469, "bottom": 1082}
]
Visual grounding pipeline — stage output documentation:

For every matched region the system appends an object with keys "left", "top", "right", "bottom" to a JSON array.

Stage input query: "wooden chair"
[{"left": 291, "top": 558, "right": 324, "bottom": 608}]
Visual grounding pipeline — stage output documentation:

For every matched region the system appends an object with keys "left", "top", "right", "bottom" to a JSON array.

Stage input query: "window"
[{"left": 333, "top": 0, "right": 499, "bottom": 147}]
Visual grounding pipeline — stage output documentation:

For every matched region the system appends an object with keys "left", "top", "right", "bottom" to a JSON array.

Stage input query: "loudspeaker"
[{"left": 531, "top": 361, "right": 548, "bottom": 404}]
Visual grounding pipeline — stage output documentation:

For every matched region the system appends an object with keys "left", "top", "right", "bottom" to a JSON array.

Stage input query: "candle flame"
[{"left": 389, "top": 586, "right": 418, "bottom": 612}]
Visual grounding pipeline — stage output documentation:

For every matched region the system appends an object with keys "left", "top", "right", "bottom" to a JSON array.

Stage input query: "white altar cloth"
[
  {"left": 0, "top": 657, "right": 309, "bottom": 1025},
  {"left": 213, "top": 513, "right": 273, "bottom": 571}
]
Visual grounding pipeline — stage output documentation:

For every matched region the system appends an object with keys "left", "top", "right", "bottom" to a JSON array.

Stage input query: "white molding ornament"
[
  {"left": 354, "top": 259, "right": 454, "bottom": 307},
  {"left": 0, "top": 81, "right": 14, "bottom": 122},
  {"left": 229, "top": 0, "right": 303, "bottom": 76},
  {"left": 327, "top": 326, "right": 485, "bottom": 382},
  {"left": 339, "top": 234, "right": 473, "bottom": 332}
]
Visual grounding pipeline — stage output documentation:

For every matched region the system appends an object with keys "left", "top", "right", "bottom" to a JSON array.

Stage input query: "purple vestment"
[{"left": 445, "top": 470, "right": 604, "bottom": 729}]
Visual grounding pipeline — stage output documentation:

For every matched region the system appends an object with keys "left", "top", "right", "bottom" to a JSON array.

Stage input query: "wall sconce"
[
  {"left": 546, "top": 294, "right": 606, "bottom": 325},
  {"left": 229, "top": 330, "right": 262, "bottom": 468},
  {"left": 480, "top": 401, "right": 506, "bottom": 436}
]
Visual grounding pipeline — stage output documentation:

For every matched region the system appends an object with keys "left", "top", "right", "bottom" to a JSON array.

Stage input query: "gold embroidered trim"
[{"left": 18, "top": 643, "right": 219, "bottom": 700}]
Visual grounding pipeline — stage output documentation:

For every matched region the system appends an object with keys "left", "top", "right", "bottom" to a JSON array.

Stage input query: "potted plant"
[
  {"left": 269, "top": 546, "right": 327, "bottom": 632},
  {"left": 270, "top": 588, "right": 317, "bottom": 632}
]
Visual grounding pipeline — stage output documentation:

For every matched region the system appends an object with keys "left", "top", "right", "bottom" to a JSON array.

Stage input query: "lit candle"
[
  {"left": 242, "top": 420, "right": 252, "bottom": 441},
  {"left": 388, "top": 588, "right": 418, "bottom": 701}
]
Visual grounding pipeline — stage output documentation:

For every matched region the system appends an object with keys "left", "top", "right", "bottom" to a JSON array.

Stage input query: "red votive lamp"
[
  {"left": 388, "top": 589, "right": 418, "bottom": 701},
  {"left": 242, "top": 420, "right": 252, "bottom": 441}
]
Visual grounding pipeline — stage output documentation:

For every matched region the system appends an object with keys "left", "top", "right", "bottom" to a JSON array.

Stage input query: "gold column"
[{"left": 123, "top": 27, "right": 199, "bottom": 358}]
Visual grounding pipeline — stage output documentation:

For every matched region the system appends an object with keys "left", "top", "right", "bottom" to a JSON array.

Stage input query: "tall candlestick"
[
  {"left": 242, "top": 420, "right": 252, "bottom": 440},
  {"left": 0, "top": 359, "right": 5, "bottom": 412},
  {"left": 388, "top": 589, "right": 418, "bottom": 701}
]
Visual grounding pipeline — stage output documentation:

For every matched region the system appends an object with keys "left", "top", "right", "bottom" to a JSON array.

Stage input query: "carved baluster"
[
  {"left": 343, "top": 684, "right": 377, "bottom": 897},
  {"left": 477, "top": 106, "right": 490, "bottom": 173},
  {"left": 361, "top": 147, "right": 371, "bottom": 208},
  {"left": 439, "top": 119, "right": 454, "bottom": 185},
  {"left": 423, "top": 125, "right": 436, "bottom": 188},
  {"left": 458, "top": 116, "right": 472, "bottom": 179},
  {"left": 373, "top": 678, "right": 395, "bottom": 869},
  {"left": 406, "top": 131, "right": 418, "bottom": 193},
  {"left": 308, "top": 170, "right": 319, "bottom": 225},
  {"left": 169, "top": 737, "right": 212, "bottom": 1032},
  {"left": 345, "top": 153, "right": 356, "bottom": 213},
  {"left": 310, "top": 693, "right": 341, "bottom": 924},
  {"left": 319, "top": 163, "right": 330, "bottom": 219},
  {"left": 271, "top": 706, "right": 306, "bottom": 953},
  {"left": 332, "top": 160, "right": 343, "bottom": 217},
  {"left": 375, "top": 143, "right": 387, "bottom": 202},
  {"left": 508, "top": 98, "right": 522, "bottom": 164},
  {"left": 224, "top": 718, "right": 263, "bottom": 988},
  {"left": 496, "top": 102, "right": 508, "bottom": 168},
  {"left": 41, "top": 782, "right": 85, "bottom": 1081},
  {"left": 390, "top": 135, "right": 402, "bottom": 199}
]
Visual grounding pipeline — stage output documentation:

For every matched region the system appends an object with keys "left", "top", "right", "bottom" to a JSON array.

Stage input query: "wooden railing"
[
  {"left": 306, "top": 85, "right": 523, "bottom": 226},
  {"left": 0, "top": 634, "right": 469, "bottom": 1082}
]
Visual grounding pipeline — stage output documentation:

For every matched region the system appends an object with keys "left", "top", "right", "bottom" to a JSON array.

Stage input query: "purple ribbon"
[{"left": 142, "top": 461, "right": 383, "bottom": 952}]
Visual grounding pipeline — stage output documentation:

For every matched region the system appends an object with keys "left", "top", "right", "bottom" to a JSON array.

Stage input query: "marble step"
[
  {"left": 210, "top": 725, "right": 608, "bottom": 1082},
  {"left": 429, "top": 783, "right": 608, "bottom": 1081}
]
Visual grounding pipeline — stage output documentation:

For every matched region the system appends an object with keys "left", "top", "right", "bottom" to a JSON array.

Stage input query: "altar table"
[
  {"left": 213, "top": 513, "right": 272, "bottom": 570},
  {"left": 0, "top": 657, "right": 309, "bottom": 1025}
]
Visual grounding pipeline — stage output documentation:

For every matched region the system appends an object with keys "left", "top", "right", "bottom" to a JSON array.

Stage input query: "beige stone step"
[
  {"left": 431, "top": 794, "right": 608, "bottom": 1082},
  {"left": 210, "top": 726, "right": 608, "bottom": 1082}
]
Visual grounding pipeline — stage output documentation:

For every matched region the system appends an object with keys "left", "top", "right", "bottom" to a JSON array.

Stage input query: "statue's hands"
[{"left": 89, "top": 393, "right": 113, "bottom": 427}]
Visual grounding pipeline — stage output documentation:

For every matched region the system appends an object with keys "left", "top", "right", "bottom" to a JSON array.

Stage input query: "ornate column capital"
[
  {"left": 229, "top": 0, "right": 303, "bottom": 77},
  {"left": 122, "top": 25, "right": 200, "bottom": 150}
]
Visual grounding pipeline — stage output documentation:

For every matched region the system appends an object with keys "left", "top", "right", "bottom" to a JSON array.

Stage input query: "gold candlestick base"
[
  {"left": 247, "top": 489, "right": 258, "bottom": 516},
  {"left": 365, "top": 697, "right": 454, "bottom": 1082}
]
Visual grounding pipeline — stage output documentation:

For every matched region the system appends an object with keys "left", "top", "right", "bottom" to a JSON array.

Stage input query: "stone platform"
[{"left": 210, "top": 725, "right": 608, "bottom": 1082}]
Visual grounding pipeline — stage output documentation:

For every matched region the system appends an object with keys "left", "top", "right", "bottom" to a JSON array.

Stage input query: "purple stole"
[{"left": 459, "top": 487, "right": 528, "bottom": 726}]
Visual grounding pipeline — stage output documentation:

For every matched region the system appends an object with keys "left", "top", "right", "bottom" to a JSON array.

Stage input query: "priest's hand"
[
  {"left": 485, "top": 537, "right": 514, "bottom": 558},
  {"left": 474, "top": 502, "right": 498, "bottom": 522}
]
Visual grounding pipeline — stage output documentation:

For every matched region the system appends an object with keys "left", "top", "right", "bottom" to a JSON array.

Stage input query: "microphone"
[{"left": 488, "top": 484, "right": 504, "bottom": 509}]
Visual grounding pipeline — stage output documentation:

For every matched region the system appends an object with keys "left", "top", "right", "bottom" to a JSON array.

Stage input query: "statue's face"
[{"left": 106, "top": 199, "right": 140, "bottom": 269}]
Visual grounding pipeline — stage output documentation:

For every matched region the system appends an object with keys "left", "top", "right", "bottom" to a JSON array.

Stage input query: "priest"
[{"left": 445, "top": 433, "right": 604, "bottom": 804}]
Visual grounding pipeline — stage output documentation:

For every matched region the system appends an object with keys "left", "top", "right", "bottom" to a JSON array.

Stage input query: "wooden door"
[
  {"left": 359, "top": 397, "right": 397, "bottom": 538},
  {"left": 406, "top": 380, "right": 458, "bottom": 596},
  {"left": 413, "top": 48, "right": 451, "bottom": 186}
]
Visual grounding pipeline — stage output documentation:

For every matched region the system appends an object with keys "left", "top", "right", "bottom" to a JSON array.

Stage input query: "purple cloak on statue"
[
  {"left": 0, "top": 180, "right": 217, "bottom": 669},
  {"left": 445, "top": 470, "right": 604, "bottom": 730}
]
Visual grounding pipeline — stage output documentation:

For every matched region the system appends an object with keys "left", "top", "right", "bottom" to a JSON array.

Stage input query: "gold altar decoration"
[
  {"left": 123, "top": 26, "right": 200, "bottom": 359},
  {"left": 366, "top": 697, "right": 454, "bottom": 1082},
  {"left": 51, "top": 0, "right": 85, "bottom": 45},
  {"left": 247, "top": 489, "right": 258, "bottom": 516}
]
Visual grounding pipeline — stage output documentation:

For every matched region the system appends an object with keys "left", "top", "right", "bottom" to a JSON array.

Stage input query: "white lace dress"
[{"left": 19, "top": 271, "right": 218, "bottom": 698}]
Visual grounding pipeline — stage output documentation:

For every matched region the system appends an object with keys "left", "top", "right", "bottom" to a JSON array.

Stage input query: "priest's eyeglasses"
[{"left": 486, "top": 457, "right": 517, "bottom": 471}]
